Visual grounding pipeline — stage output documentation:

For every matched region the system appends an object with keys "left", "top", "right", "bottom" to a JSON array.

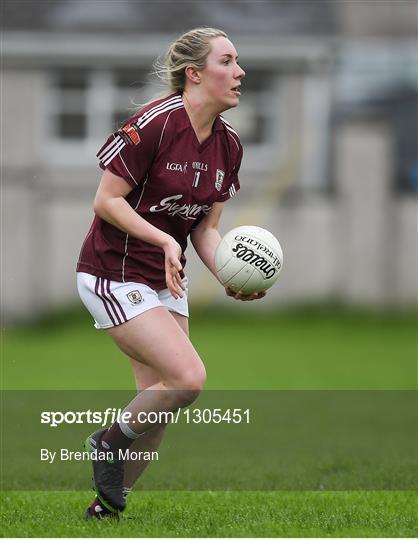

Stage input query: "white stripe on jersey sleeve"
[
  {"left": 98, "top": 98, "right": 184, "bottom": 171},
  {"left": 138, "top": 102, "right": 184, "bottom": 130},
  {"left": 100, "top": 138, "right": 126, "bottom": 164},
  {"left": 136, "top": 95, "right": 182, "bottom": 126},
  {"left": 102, "top": 139, "right": 127, "bottom": 166},
  {"left": 97, "top": 134, "right": 124, "bottom": 161}
]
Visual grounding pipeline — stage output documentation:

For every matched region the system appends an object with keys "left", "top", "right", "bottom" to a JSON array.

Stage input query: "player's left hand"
[{"left": 225, "top": 287, "right": 266, "bottom": 301}]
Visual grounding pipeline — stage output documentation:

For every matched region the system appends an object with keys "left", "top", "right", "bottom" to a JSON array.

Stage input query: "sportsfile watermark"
[
  {"left": 40, "top": 407, "right": 251, "bottom": 428},
  {"left": 2, "top": 390, "right": 417, "bottom": 491}
]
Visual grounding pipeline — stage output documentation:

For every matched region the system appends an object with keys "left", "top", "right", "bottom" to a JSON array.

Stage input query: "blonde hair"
[{"left": 153, "top": 27, "right": 228, "bottom": 93}]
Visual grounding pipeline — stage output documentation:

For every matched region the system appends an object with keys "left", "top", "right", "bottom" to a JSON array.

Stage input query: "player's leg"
[
  {"left": 105, "top": 307, "right": 204, "bottom": 424},
  {"left": 86, "top": 307, "right": 204, "bottom": 512},
  {"left": 123, "top": 312, "right": 189, "bottom": 487},
  {"left": 85, "top": 363, "right": 163, "bottom": 519},
  {"left": 86, "top": 313, "right": 189, "bottom": 519},
  {"left": 123, "top": 363, "right": 165, "bottom": 487}
]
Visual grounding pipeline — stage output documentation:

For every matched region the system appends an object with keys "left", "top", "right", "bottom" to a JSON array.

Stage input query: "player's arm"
[
  {"left": 94, "top": 169, "right": 185, "bottom": 298},
  {"left": 190, "top": 202, "right": 224, "bottom": 279}
]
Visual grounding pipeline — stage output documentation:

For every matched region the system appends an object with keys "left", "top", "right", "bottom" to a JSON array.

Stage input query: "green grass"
[
  {"left": 1, "top": 306, "right": 417, "bottom": 536},
  {"left": 1, "top": 491, "right": 417, "bottom": 537},
  {"left": 2, "top": 306, "right": 417, "bottom": 390}
]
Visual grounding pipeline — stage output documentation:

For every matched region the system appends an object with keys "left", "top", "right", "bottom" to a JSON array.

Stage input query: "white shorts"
[{"left": 77, "top": 272, "right": 189, "bottom": 329}]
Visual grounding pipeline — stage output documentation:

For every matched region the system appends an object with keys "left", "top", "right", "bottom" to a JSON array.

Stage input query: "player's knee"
[
  {"left": 170, "top": 364, "right": 206, "bottom": 406},
  {"left": 181, "top": 363, "right": 206, "bottom": 392}
]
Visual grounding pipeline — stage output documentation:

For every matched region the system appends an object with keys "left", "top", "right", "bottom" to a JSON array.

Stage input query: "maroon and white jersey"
[{"left": 77, "top": 92, "right": 242, "bottom": 290}]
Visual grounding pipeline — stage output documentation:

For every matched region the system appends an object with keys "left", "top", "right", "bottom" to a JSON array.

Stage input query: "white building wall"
[
  {"left": 2, "top": 183, "right": 34, "bottom": 319},
  {"left": 3, "top": 71, "right": 44, "bottom": 168},
  {"left": 335, "top": 120, "right": 393, "bottom": 306},
  {"left": 393, "top": 198, "right": 418, "bottom": 306}
]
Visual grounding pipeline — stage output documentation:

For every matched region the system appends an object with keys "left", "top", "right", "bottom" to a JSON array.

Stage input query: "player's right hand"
[
  {"left": 225, "top": 287, "right": 267, "bottom": 301},
  {"left": 163, "top": 237, "right": 185, "bottom": 299}
]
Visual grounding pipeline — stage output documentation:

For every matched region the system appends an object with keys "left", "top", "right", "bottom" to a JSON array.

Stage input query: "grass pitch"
[
  {"left": 1, "top": 306, "right": 417, "bottom": 537},
  {"left": 3, "top": 306, "right": 416, "bottom": 390},
  {"left": 1, "top": 491, "right": 417, "bottom": 537}
]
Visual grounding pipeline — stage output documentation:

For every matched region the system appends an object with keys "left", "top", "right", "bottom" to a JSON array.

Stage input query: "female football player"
[{"left": 76, "top": 27, "right": 265, "bottom": 519}]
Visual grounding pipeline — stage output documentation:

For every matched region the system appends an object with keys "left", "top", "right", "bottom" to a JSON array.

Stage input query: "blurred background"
[{"left": 2, "top": 0, "right": 418, "bottom": 324}]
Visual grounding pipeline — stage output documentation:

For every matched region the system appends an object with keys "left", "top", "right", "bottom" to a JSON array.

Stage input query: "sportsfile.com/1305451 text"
[{"left": 40, "top": 408, "right": 251, "bottom": 427}]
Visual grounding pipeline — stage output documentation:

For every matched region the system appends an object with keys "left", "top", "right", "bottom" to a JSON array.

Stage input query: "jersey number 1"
[{"left": 192, "top": 171, "right": 200, "bottom": 188}]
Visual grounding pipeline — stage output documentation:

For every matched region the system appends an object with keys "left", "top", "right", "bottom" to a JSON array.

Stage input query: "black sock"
[{"left": 101, "top": 422, "right": 135, "bottom": 454}]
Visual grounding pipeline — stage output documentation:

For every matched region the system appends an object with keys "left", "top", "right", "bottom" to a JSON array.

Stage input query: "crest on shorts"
[
  {"left": 127, "top": 290, "right": 143, "bottom": 304},
  {"left": 215, "top": 169, "right": 225, "bottom": 191},
  {"left": 120, "top": 123, "right": 141, "bottom": 146}
]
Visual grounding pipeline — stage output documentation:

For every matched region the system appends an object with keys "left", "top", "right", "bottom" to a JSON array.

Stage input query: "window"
[
  {"left": 51, "top": 69, "right": 88, "bottom": 140},
  {"left": 392, "top": 88, "right": 418, "bottom": 194},
  {"left": 44, "top": 67, "right": 150, "bottom": 164}
]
